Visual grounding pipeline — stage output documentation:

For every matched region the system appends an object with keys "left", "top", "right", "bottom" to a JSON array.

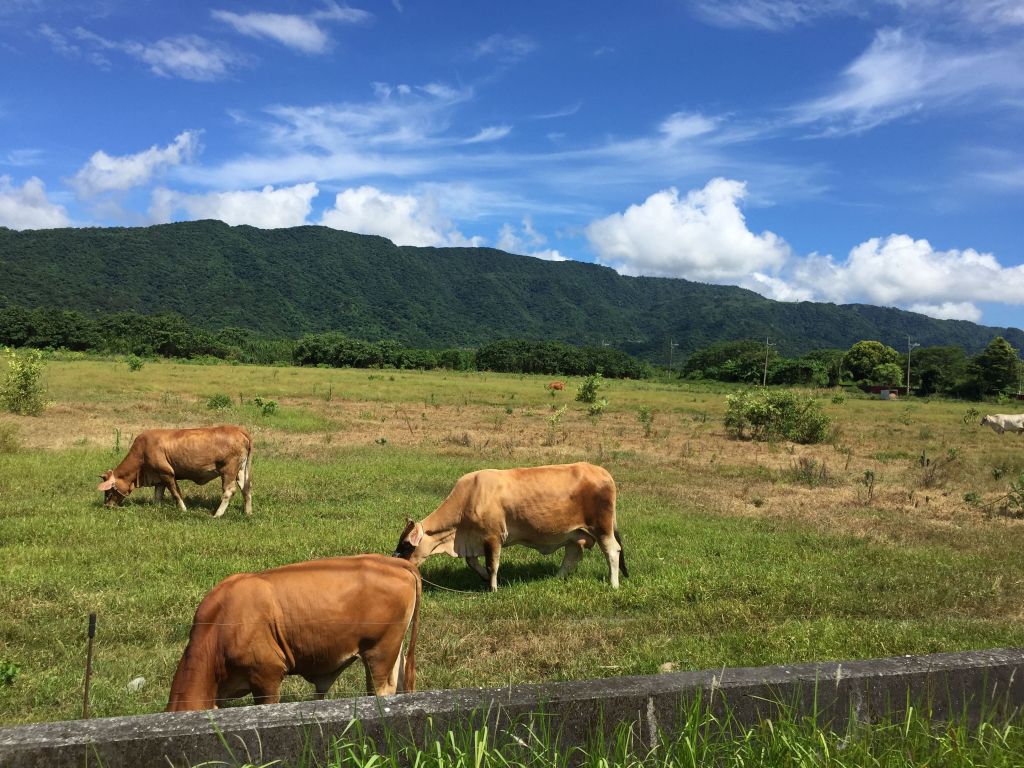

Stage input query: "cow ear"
[
  {"left": 408, "top": 522, "right": 424, "bottom": 547},
  {"left": 97, "top": 477, "right": 116, "bottom": 491}
]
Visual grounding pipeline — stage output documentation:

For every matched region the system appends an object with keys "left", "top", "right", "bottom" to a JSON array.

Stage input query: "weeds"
[
  {"left": 125, "top": 354, "right": 145, "bottom": 372},
  {"left": 919, "top": 447, "right": 962, "bottom": 489},
  {"left": 861, "top": 469, "right": 876, "bottom": 503},
  {"left": 0, "top": 423, "right": 19, "bottom": 454},
  {"left": 0, "top": 661, "right": 18, "bottom": 687},
  {"left": 787, "top": 457, "right": 830, "bottom": 487}
]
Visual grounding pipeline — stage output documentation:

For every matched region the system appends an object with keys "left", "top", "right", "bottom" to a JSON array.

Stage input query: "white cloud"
[
  {"left": 319, "top": 185, "right": 483, "bottom": 247},
  {"left": 4, "top": 149, "right": 44, "bottom": 167},
  {"left": 659, "top": 112, "right": 718, "bottom": 143},
  {"left": 690, "top": 0, "right": 862, "bottom": 30},
  {"left": 586, "top": 178, "right": 790, "bottom": 281},
  {"left": 496, "top": 217, "right": 566, "bottom": 261},
  {"left": 71, "top": 131, "right": 200, "bottom": 198},
  {"left": 0, "top": 176, "right": 70, "bottom": 230},
  {"left": 464, "top": 125, "right": 512, "bottom": 144},
  {"left": 212, "top": 4, "right": 370, "bottom": 55},
  {"left": 789, "top": 234, "right": 1024, "bottom": 313},
  {"left": 73, "top": 28, "right": 241, "bottom": 81},
  {"left": 907, "top": 301, "right": 983, "bottom": 322},
  {"left": 149, "top": 182, "right": 318, "bottom": 228},
  {"left": 473, "top": 34, "right": 537, "bottom": 62},
  {"left": 212, "top": 10, "right": 330, "bottom": 54},
  {"left": 793, "top": 28, "right": 1024, "bottom": 134}
]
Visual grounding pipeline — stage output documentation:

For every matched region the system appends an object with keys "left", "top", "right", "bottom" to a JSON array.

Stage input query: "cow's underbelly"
[
  {"left": 506, "top": 526, "right": 593, "bottom": 555},
  {"left": 177, "top": 469, "right": 221, "bottom": 485}
]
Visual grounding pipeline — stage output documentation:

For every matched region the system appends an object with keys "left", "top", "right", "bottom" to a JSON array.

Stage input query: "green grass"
[
  {"left": 193, "top": 702, "right": 1024, "bottom": 768},
  {"left": 1, "top": 360, "right": 1024, "bottom": 725}
]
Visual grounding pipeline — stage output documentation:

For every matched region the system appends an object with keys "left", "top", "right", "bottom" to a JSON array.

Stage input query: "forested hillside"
[{"left": 1, "top": 220, "right": 1020, "bottom": 360}]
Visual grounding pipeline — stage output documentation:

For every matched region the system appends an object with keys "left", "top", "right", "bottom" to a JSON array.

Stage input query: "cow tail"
[
  {"left": 614, "top": 527, "right": 629, "bottom": 578},
  {"left": 402, "top": 568, "right": 422, "bottom": 693}
]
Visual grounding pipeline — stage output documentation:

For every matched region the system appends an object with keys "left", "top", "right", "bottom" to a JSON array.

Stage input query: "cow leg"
[
  {"left": 248, "top": 668, "right": 284, "bottom": 705},
  {"left": 362, "top": 643, "right": 403, "bottom": 696},
  {"left": 212, "top": 474, "right": 238, "bottom": 518},
  {"left": 163, "top": 475, "right": 187, "bottom": 513},
  {"left": 484, "top": 539, "right": 502, "bottom": 592},
  {"left": 465, "top": 556, "right": 489, "bottom": 581},
  {"left": 241, "top": 458, "right": 253, "bottom": 516},
  {"left": 557, "top": 543, "right": 585, "bottom": 578},
  {"left": 154, "top": 484, "right": 165, "bottom": 504},
  {"left": 597, "top": 533, "right": 622, "bottom": 589}
]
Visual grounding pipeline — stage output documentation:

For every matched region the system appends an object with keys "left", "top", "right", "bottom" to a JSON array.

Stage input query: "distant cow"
[
  {"left": 166, "top": 555, "right": 421, "bottom": 711},
  {"left": 97, "top": 425, "right": 252, "bottom": 517},
  {"left": 547, "top": 381, "right": 565, "bottom": 391},
  {"left": 393, "top": 462, "right": 627, "bottom": 591},
  {"left": 980, "top": 414, "right": 1024, "bottom": 435}
]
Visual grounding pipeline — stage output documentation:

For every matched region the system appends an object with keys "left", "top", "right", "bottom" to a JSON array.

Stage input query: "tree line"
[{"left": 681, "top": 337, "right": 1022, "bottom": 398}]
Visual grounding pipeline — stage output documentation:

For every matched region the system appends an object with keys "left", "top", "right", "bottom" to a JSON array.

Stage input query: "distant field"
[{"left": 1, "top": 358, "right": 1023, "bottom": 725}]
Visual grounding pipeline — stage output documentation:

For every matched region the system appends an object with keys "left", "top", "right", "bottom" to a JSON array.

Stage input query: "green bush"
[
  {"left": 1, "top": 347, "right": 47, "bottom": 416},
  {"left": 206, "top": 393, "right": 232, "bottom": 410},
  {"left": 724, "top": 389, "right": 831, "bottom": 444},
  {"left": 575, "top": 373, "right": 604, "bottom": 404},
  {"left": 125, "top": 354, "right": 145, "bottom": 372},
  {"left": 253, "top": 395, "right": 277, "bottom": 416}
]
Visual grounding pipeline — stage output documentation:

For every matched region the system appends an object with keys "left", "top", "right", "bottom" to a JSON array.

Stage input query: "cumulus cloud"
[
  {"left": 149, "top": 182, "right": 318, "bottom": 228},
  {"left": 70, "top": 131, "right": 200, "bottom": 198},
  {"left": 212, "top": 4, "right": 370, "bottom": 54},
  {"left": 0, "top": 176, "right": 70, "bottom": 230},
  {"left": 319, "top": 185, "right": 482, "bottom": 247},
  {"left": 788, "top": 234, "right": 1024, "bottom": 320},
  {"left": 586, "top": 178, "right": 790, "bottom": 281},
  {"left": 496, "top": 217, "right": 565, "bottom": 261}
]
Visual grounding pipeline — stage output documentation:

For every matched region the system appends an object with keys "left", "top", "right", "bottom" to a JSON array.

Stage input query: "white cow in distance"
[{"left": 980, "top": 414, "right": 1024, "bottom": 435}]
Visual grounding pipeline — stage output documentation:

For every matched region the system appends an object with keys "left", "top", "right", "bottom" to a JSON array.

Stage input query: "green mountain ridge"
[{"left": 1, "top": 220, "right": 1020, "bottom": 360}]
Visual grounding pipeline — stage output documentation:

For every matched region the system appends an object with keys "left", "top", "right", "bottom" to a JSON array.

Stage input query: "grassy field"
[{"left": 1, "top": 358, "right": 1023, "bottom": 726}]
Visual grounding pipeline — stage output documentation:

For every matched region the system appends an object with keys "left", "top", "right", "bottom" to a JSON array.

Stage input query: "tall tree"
[
  {"left": 971, "top": 337, "right": 1021, "bottom": 396},
  {"left": 843, "top": 340, "right": 900, "bottom": 384}
]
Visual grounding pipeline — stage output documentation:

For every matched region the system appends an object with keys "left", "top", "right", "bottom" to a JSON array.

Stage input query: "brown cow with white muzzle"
[
  {"left": 166, "top": 554, "right": 421, "bottom": 711},
  {"left": 393, "top": 462, "right": 627, "bottom": 591},
  {"left": 97, "top": 425, "right": 252, "bottom": 517}
]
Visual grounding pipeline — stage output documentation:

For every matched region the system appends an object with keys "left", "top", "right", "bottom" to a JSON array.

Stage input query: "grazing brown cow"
[
  {"left": 166, "top": 555, "right": 421, "bottom": 711},
  {"left": 96, "top": 425, "right": 252, "bottom": 517},
  {"left": 547, "top": 380, "right": 565, "bottom": 391},
  {"left": 393, "top": 462, "right": 627, "bottom": 591}
]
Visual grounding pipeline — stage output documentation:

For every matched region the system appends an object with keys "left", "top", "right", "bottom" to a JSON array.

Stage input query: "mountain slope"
[{"left": 1, "top": 220, "right": 1020, "bottom": 359}]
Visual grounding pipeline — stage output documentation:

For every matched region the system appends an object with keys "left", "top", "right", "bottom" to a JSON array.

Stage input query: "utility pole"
[
  {"left": 667, "top": 339, "right": 678, "bottom": 373},
  {"left": 906, "top": 335, "right": 920, "bottom": 394},
  {"left": 762, "top": 336, "right": 775, "bottom": 387}
]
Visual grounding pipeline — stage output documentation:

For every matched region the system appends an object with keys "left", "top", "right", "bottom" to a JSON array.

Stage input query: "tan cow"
[
  {"left": 96, "top": 425, "right": 252, "bottom": 517},
  {"left": 393, "top": 462, "right": 627, "bottom": 591},
  {"left": 166, "top": 555, "right": 421, "bottom": 711},
  {"left": 547, "top": 380, "right": 566, "bottom": 391},
  {"left": 980, "top": 414, "right": 1024, "bottom": 435}
]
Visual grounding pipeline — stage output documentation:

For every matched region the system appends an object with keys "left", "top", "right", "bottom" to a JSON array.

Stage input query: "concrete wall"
[{"left": 2, "top": 648, "right": 1022, "bottom": 768}]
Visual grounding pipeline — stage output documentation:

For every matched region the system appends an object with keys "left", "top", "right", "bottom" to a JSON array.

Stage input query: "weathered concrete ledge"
[{"left": 2, "top": 648, "right": 1022, "bottom": 768}]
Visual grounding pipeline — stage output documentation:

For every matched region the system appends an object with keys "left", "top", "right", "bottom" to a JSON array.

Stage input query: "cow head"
[
  {"left": 980, "top": 415, "right": 1003, "bottom": 434},
  {"left": 97, "top": 470, "right": 133, "bottom": 506},
  {"left": 393, "top": 518, "right": 427, "bottom": 563}
]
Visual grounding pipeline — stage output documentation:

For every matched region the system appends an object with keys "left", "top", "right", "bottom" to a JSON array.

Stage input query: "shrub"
[
  {"left": 575, "top": 373, "right": 603, "bottom": 404},
  {"left": 637, "top": 406, "right": 654, "bottom": 437},
  {"left": 724, "top": 389, "right": 831, "bottom": 444},
  {"left": 206, "top": 393, "right": 232, "bottom": 410},
  {"left": 253, "top": 395, "right": 277, "bottom": 416},
  {"left": 125, "top": 354, "right": 145, "bottom": 372},
  {"left": 1, "top": 347, "right": 47, "bottom": 416}
]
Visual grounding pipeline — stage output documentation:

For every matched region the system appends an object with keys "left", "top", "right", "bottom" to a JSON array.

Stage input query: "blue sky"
[{"left": 2, "top": 1, "right": 1023, "bottom": 330}]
